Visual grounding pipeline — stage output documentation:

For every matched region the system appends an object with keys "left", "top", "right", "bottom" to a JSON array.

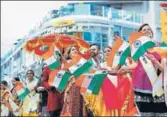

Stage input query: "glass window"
[
  {"left": 14, "top": 52, "right": 20, "bottom": 60},
  {"left": 94, "top": 33, "right": 101, "bottom": 43},
  {"left": 104, "top": 6, "right": 109, "bottom": 17},
  {"left": 102, "top": 34, "right": 108, "bottom": 49},
  {"left": 122, "top": 27, "right": 134, "bottom": 41},
  {"left": 111, "top": 8, "right": 121, "bottom": 19},
  {"left": 113, "top": 25, "right": 121, "bottom": 37},
  {"left": 123, "top": 11, "right": 133, "bottom": 22},
  {"left": 135, "top": 14, "right": 141, "bottom": 23},
  {"left": 102, "top": 34, "right": 108, "bottom": 43},
  {"left": 74, "top": 4, "right": 90, "bottom": 15},
  {"left": 59, "top": 5, "right": 74, "bottom": 16},
  {"left": 91, "top": 5, "right": 103, "bottom": 16},
  {"left": 51, "top": 9, "right": 59, "bottom": 18},
  {"left": 83, "top": 32, "right": 92, "bottom": 41},
  {"left": 92, "top": 32, "right": 101, "bottom": 48}
]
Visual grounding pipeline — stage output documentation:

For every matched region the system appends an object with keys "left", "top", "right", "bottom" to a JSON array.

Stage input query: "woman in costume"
[
  {"left": 122, "top": 23, "right": 167, "bottom": 116},
  {"left": 9, "top": 77, "right": 23, "bottom": 116},
  {"left": 1, "top": 80, "right": 11, "bottom": 116},
  {"left": 61, "top": 45, "right": 87, "bottom": 116},
  {"left": 100, "top": 46, "right": 112, "bottom": 70},
  {"left": 21, "top": 69, "right": 40, "bottom": 116}
]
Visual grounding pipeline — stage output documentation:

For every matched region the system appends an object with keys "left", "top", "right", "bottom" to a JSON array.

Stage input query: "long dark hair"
[
  {"left": 13, "top": 77, "right": 20, "bottom": 82},
  {"left": 1, "top": 80, "right": 8, "bottom": 86},
  {"left": 64, "top": 46, "right": 73, "bottom": 60}
]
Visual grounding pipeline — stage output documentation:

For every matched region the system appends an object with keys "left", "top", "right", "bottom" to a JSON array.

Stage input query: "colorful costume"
[{"left": 132, "top": 52, "right": 167, "bottom": 116}]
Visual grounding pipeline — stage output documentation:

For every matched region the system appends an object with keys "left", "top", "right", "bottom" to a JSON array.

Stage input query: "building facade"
[{"left": 1, "top": 1, "right": 164, "bottom": 80}]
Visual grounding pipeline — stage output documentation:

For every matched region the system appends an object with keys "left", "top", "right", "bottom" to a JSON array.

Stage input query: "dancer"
[
  {"left": 61, "top": 46, "right": 87, "bottom": 116},
  {"left": 121, "top": 24, "right": 167, "bottom": 116}
]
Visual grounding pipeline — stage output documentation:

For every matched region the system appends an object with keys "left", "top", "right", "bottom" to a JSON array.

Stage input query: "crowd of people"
[{"left": 1, "top": 23, "right": 167, "bottom": 117}]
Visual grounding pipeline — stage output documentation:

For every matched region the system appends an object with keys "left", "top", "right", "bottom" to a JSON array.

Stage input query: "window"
[
  {"left": 59, "top": 5, "right": 74, "bottom": 16},
  {"left": 122, "top": 27, "right": 134, "bottom": 41},
  {"left": 91, "top": 5, "right": 103, "bottom": 16},
  {"left": 94, "top": 33, "right": 101, "bottom": 43},
  {"left": 104, "top": 6, "right": 109, "bottom": 17},
  {"left": 92, "top": 32, "right": 101, "bottom": 48},
  {"left": 51, "top": 9, "right": 59, "bottom": 18},
  {"left": 102, "top": 34, "right": 108, "bottom": 43},
  {"left": 111, "top": 8, "right": 121, "bottom": 19},
  {"left": 113, "top": 25, "right": 121, "bottom": 37},
  {"left": 74, "top": 4, "right": 91, "bottom": 15},
  {"left": 102, "top": 34, "right": 108, "bottom": 49},
  {"left": 124, "top": 11, "right": 134, "bottom": 22},
  {"left": 14, "top": 52, "right": 20, "bottom": 61},
  {"left": 83, "top": 32, "right": 92, "bottom": 41}
]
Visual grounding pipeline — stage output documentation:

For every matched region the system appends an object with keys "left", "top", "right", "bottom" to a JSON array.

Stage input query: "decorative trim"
[{"left": 134, "top": 89, "right": 152, "bottom": 94}]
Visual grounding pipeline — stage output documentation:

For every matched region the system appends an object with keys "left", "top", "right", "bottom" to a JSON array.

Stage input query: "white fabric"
[
  {"left": 140, "top": 55, "right": 164, "bottom": 97},
  {"left": 1, "top": 104, "right": 9, "bottom": 116},
  {"left": 22, "top": 78, "right": 40, "bottom": 113}
]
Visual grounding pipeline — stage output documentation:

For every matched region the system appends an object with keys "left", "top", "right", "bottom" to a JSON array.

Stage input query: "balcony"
[
  {"left": 43, "top": 4, "right": 144, "bottom": 25},
  {"left": 110, "top": 8, "right": 143, "bottom": 24}
]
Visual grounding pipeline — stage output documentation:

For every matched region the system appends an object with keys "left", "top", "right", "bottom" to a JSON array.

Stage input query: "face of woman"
[
  {"left": 69, "top": 47, "right": 78, "bottom": 58},
  {"left": 26, "top": 71, "right": 34, "bottom": 81},
  {"left": 12, "top": 79, "right": 17, "bottom": 86},
  {"left": 104, "top": 47, "right": 112, "bottom": 57},
  {"left": 1, "top": 84, "right": 6, "bottom": 90},
  {"left": 140, "top": 25, "right": 153, "bottom": 39}
]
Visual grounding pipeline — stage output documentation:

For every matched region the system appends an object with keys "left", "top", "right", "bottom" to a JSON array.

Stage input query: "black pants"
[
  {"left": 49, "top": 108, "right": 62, "bottom": 117},
  {"left": 8, "top": 111, "right": 16, "bottom": 117},
  {"left": 86, "top": 107, "right": 94, "bottom": 117}
]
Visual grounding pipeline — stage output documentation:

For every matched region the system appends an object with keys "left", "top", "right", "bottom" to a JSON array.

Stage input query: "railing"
[
  {"left": 57, "top": 6, "right": 143, "bottom": 23},
  {"left": 110, "top": 8, "right": 143, "bottom": 24}
]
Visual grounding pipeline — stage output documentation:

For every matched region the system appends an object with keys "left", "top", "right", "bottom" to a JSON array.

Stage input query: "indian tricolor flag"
[
  {"left": 68, "top": 55, "right": 93, "bottom": 77},
  {"left": 34, "top": 44, "right": 49, "bottom": 56},
  {"left": 41, "top": 45, "right": 61, "bottom": 70},
  {"left": 79, "top": 74, "right": 94, "bottom": 93},
  {"left": 129, "top": 32, "right": 156, "bottom": 61},
  {"left": 15, "top": 82, "right": 29, "bottom": 100},
  {"left": 85, "top": 71, "right": 107, "bottom": 95},
  {"left": 107, "top": 36, "right": 130, "bottom": 67},
  {"left": 49, "top": 69, "right": 71, "bottom": 92}
]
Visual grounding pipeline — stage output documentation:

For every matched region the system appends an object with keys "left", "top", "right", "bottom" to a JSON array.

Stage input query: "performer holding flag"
[
  {"left": 127, "top": 24, "right": 167, "bottom": 116},
  {"left": 61, "top": 45, "right": 89, "bottom": 116},
  {"left": 1, "top": 80, "right": 11, "bottom": 116},
  {"left": 21, "top": 70, "right": 40, "bottom": 116},
  {"left": 97, "top": 36, "right": 138, "bottom": 116}
]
